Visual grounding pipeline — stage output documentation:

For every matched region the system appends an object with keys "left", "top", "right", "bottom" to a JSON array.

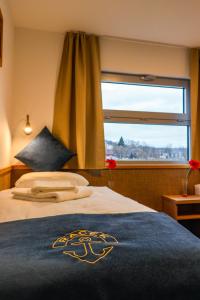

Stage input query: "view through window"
[{"left": 102, "top": 74, "right": 190, "bottom": 162}]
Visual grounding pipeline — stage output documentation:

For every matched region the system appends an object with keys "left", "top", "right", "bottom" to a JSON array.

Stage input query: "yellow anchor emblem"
[{"left": 52, "top": 229, "right": 118, "bottom": 264}]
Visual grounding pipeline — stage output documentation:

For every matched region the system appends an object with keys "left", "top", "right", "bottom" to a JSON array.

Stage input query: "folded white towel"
[
  {"left": 12, "top": 187, "right": 92, "bottom": 203},
  {"left": 30, "top": 180, "right": 78, "bottom": 194}
]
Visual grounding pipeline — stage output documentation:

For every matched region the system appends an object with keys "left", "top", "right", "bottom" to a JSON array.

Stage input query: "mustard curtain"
[
  {"left": 190, "top": 49, "right": 200, "bottom": 160},
  {"left": 53, "top": 32, "right": 105, "bottom": 169}
]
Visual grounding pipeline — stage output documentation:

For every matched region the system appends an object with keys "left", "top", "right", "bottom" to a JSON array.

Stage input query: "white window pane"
[
  {"left": 104, "top": 123, "right": 188, "bottom": 161},
  {"left": 102, "top": 82, "right": 184, "bottom": 113}
]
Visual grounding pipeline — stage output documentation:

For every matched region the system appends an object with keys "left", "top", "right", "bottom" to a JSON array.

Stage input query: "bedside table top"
[{"left": 162, "top": 195, "right": 200, "bottom": 204}]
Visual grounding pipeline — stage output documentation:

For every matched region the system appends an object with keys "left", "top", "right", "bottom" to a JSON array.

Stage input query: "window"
[{"left": 101, "top": 73, "right": 190, "bottom": 163}]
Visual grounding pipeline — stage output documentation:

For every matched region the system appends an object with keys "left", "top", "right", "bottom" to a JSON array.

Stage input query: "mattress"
[{"left": 0, "top": 187, "right": 154, "bottom": 223}]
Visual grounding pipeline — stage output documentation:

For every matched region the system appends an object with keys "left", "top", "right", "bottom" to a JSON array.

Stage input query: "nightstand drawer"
[
  {"left": 177, "top": 203, "right": 200, "bottom": 218},
  {"left": 162, "top": 195, "right": 200, "bottom": 237},
  {"left": 162, "top": 195, "right": 200, "bottom": 219}
]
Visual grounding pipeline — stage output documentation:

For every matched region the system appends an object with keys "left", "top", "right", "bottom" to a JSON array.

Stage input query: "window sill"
[{"left": 112, "top": 164, "right": 189, "bottom": 169}]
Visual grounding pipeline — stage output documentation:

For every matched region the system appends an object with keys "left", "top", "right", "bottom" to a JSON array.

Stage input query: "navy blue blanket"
[{"left": 0, "top": 212, "right": 200, "bottom": 300}]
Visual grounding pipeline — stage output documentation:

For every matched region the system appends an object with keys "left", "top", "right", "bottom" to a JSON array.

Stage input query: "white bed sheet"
[{"left": 0, "top": 187, "right": 155, "bottom": 223}]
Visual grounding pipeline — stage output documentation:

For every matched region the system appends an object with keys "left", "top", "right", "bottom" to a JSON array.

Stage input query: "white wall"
[
  {"left": 0, "top": 0, "right": 14, "bottom": 168},
  {"left": 11, "top": 28, "right": 190, "bottom": 162}
]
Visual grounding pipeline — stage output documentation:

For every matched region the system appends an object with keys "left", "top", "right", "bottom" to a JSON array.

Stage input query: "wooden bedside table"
[{"left": 162, "top": 195, "right": 200, "bottom": 237}]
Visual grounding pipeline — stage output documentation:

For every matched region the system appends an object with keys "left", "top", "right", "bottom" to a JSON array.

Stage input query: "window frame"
[{"left": 102, "top": 72, "right": 191, "bottom": 164}]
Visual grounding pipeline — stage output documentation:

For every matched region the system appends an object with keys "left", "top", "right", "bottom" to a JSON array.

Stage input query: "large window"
[{"left": 101, "top": 73, "right": 190, "bottom": 163}]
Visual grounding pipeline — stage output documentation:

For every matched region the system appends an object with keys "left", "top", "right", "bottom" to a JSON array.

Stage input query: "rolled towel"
[
  {"left": 12, "top": 187, "right": 92, "bottom": 203},
  {"left": 30, "top": 180, "right": 78, "bottom": 194}
]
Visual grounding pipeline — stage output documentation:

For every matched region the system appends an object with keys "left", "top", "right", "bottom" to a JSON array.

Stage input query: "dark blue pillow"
[{"left": 15, "top": 127, "right": 75, "bottom": 171}]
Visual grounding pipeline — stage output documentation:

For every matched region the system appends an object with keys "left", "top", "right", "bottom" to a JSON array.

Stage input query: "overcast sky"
[{"left": 102, "top": 82, "right": 187, "bottom": 148}]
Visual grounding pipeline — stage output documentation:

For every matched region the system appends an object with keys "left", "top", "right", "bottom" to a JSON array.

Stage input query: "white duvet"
[{"left": 0, "top": 187, "right": 155, "bottom": 223}]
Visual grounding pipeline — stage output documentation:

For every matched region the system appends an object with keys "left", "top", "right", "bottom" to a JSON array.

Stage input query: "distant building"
[{"left": 105, "top": 139, "right": 186, "bottom": 161}]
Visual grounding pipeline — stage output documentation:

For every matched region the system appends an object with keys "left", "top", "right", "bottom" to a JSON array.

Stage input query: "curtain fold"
[
  {"left": 53, "top": 32, "right": 105, "bottom": 168},
  {"left": 190, "top": 49, "right": 200, "bottom": 160}
]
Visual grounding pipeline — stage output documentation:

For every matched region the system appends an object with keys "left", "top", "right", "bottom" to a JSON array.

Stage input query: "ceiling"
[{"left": 7, "top": 0, "right": 200, "bottom": 47}]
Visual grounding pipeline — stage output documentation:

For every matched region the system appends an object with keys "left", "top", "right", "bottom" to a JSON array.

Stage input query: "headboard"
[{"left": 0, "top": 166, "right": 12, "bottom": 190}]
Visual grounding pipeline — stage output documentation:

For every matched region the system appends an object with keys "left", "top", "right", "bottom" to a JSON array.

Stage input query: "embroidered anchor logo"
[{"left": 52, "top": 229, "right": 118, "bottom": 264}]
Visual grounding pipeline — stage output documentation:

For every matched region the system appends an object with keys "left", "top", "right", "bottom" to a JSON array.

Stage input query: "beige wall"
[
  {"left": 101, "top": 37, "right": 190, "bottom": 78},
  {"left": 11, "top": 28, "right": 190, "bottom": 162},
  {"left": 0, "top": 0, "right": 14, "bottom": 168},
  {"left": 11, "top": 28, "right": 63, "bottom": 161}
]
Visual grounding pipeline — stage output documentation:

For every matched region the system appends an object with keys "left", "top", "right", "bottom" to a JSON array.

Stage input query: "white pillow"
[{"left": 15, "top": 172, "right": 89, "bottom": 188}]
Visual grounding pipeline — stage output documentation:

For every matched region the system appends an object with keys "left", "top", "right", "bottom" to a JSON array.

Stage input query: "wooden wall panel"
[
  {"left": 0, "top": 167, "right": 11, "bottom": 190},
  {"left": 11, "top": 165, "right": 200, "bottom": 211}
]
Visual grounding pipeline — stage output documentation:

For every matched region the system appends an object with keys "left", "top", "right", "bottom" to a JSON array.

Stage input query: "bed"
[
  {"left": 0, "top": 186, "right": 154, "bottom": 222},
  {"left": 0, "top": 173, "right": 200, "bottom": 300}
]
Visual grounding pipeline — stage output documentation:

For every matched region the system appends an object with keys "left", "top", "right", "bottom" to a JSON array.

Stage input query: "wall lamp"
[{"left": 24, "top": 114, "right": 33, "bottom": 135}]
